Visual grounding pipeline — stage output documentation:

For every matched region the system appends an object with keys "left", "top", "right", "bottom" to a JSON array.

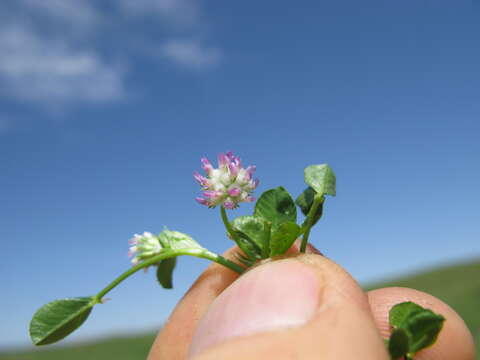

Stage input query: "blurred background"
[{"left": 1, "top": 0, "right": 479, "bottom": 358}]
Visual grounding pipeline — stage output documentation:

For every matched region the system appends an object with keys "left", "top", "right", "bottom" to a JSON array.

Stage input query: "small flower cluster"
[
  {"left": 128, "top": 232, "right": 162, "bottom": 265},
  {"left": 194, "top": 152, "right": 259, "bottom": 209}
]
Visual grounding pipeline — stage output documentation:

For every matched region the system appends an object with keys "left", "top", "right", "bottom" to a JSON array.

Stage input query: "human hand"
[{"left": 148, "top": 245, "right": 475, "bottom": 360}]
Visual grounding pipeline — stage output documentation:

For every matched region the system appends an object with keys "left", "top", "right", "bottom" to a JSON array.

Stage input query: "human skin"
[{"left": 148, "top": 245, "right": 476, "bottom": 360}]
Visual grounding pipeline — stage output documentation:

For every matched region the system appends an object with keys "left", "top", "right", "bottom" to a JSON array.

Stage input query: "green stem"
[
  {"left": 300, "top": 194, "right": 324, "bottom": 253},
  {"left": 262, "top": 222, "right": 272, "bottom": 258},
  {"left": 220, "top": 205, "right": 246, "bottom": 246},
  {"left": 94, "top": 248, "right": 243, "bottom": 302},
  {"left": 220, "top": 206, "right": 234, "bottom": 235},
  {"left": 208, "top": 251, "right": 245, "bottom": 274}
]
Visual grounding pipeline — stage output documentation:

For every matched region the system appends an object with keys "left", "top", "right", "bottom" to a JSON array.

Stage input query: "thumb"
[{"left": 189, "top": 254, "right": 388, "bottom": 360}]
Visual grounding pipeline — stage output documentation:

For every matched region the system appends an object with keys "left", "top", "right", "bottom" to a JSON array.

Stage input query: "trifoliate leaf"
[
  {"left": 30, "top": 297, "right": 95, "bottom": 345},
  {"left": 231, "top": 229, "right": 262, "bottom": 263},
  {"left": 156, "top": 257, "right": 177, "bottom": 289},
  {"left": 232, "top": 216, "right": 268, "bottom": 253},
  {"left": 254, "top": 187, "right": 297, "bottom": 229},
  {"left": 388, "top": 301, "right": 445, "bottom": 358},
  {"left": 389, "top": 301, "right": 425, "bottom": 329},
  {"left": 270, "top": 222, "right": 301, "bottom": 256},
  {"left": 304, "top": 164, "right": 336, "bottom": 197},
  {"left": 296, "top": 186, "right": 324, "bottom": 225},
  {"left": 405, "top": 309, "right": 445, "bottom": 353}
]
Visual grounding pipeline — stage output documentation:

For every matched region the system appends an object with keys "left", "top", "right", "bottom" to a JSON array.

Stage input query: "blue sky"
[{"left": 1, "top": 0, "right": 479, "bottom": 349}]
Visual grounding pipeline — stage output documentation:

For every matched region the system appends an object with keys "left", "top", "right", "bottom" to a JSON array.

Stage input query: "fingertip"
[
  {"left": 190, "top": 254, "right": 388, "bottom": 360},
  {"left": 368, "top": 287, "right": 476, "bottom": 360}
]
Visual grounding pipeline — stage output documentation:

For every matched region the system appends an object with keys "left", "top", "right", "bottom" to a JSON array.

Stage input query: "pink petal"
[
  {"left": 195, "top": 197, "right": 209, "bottom": 205},
  {"left": 203, "top": 190, "right": 221, "bottom": 198},
  {"left": 217, "top": 153, "right": 228, "bottom": 167},
  {"left": 228, "top": 162, "right": 239, "bottom": 177},
  {"left": 227, "top": 151, "right": 242, "bottom": 168},
  {"left": 245, "top": 165, "right": 256, "bottom": 180},
  {"left": 228, "top": 187, "right": 241, "bottom": 197},
  {"left": 251, "top": 178, "right": 260, "bottom": 189},
  {"left": 201, "top": 157, "right": 213, "bottom": 174},
  {"left": 223, "top": 201, "right": 236, "bottom": 209},
  {"left": 193, "top": 171, "right": 209, "bottom": 187}
]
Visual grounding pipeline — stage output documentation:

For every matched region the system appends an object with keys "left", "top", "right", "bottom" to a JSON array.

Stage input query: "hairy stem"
[
  {"left": 220, "top": 206, "right": 235, "bottom": 236},
  {"left": 94, "top": 248, "right": 243, "bottom": 302}
]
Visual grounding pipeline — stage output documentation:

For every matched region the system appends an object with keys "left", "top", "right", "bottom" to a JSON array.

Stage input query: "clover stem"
[
  {"left": 205, "top": 250, "right": 245, "bottom": 274},
  {"left": 220, "top": 205, "right": 242, "bottom": 244},
  {"left": 262, "top": 222, "right": 272, "bottom": 258},
  {"left": 94, "top": 248, "right": 243, "bottom": 302},
  {"left": 220, "top": 206, "right": 234, "bottom": 233},
  {"left": 300, "top": 194, "right": 324, "bottom": 252}
]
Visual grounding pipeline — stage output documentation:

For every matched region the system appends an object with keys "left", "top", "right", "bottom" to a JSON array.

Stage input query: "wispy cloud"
[
  {"left": 0, "top": 1, "right": 123, "bottom": 107},
  {"left": 0, "top": 0, "right": 221, "bottom": 112},
  {"left": 18, "top": 0, "right": 101, "bottom": 28},
  {"left": 0, "top": 23, "right": 125, "bottom": 104},
  {"left": 120, "top": 0, "right": 222, "bottom": 70},
  {"left": 161, "top": 39, "right": 222, "bottom": 70}
]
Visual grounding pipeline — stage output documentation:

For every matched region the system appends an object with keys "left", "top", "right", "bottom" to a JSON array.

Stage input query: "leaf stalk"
[
  {"left": 95, "top": 248, "right": 243, "bottom": 302},
  {"left": 299, "top": 194, "right": 324, "bottom": 252}
]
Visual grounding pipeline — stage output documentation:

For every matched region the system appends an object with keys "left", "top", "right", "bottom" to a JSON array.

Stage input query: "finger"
[
  {"left": 368, "top": 287, "right": 476, "bottom": 360},
  {"left": 147, "top": 247, "right": 241, "bottom": 360},
  {"left": 148, "top": 241, "right": 321, "bottom": 360},
  {"left": 189, "top": 254, "right": 389, "bottom": 360}
]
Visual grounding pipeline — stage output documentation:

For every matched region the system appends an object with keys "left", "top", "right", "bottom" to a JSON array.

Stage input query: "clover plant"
[{"left": 29, "top": 152, "right": 444, "bottom": 359}]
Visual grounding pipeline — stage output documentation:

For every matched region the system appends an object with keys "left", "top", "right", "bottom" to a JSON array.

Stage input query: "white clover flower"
[
  {"left": 194, "top": 151, "right": 259, "bottom": 209},
  {"left": 128, "top": 231, "right": 162, "bottom": 265}
]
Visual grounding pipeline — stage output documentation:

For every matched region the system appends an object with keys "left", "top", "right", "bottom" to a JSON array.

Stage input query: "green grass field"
[{"left": 3, "top": 258, "right": 478, "bottom": 360}]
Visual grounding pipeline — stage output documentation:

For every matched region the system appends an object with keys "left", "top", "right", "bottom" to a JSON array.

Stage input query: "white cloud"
[
  {"left": 18, "top": 0, "right": 101, "bottom": 28},
  {"left": 0, "top": 0, "right": 221, "bottom": 110},
  {"left": 0, "top": 24, "right": 125, "bottom": 105},
  {"left": 161, "top": 39, "right": 221, "bottom": 70}
]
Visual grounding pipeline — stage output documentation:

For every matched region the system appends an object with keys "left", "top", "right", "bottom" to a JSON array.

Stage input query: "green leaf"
[
  {"left": 405, "top": 310, "right": 445, "bottom": 353},
  {"left": 295, "top": 187, "right": 324, "bottom": 225},
  {"left": 388, "top": 328, "right": 410, "bottom": 359},
  {"left": 270, "top": 222, "right": 301, "bottom": 256},
  {"left": 30, "top": 297, "right": 95, "bottom": 345},
  {"left": 232, "top": 216, "right": 268, "bottom": 252},
  {"left": 156, "top": 257, "right": 177, "bottom": 289},
  {"left": 254, "top": 187, "right": 297, "bottom": 229},
  {"left": 304, "top": 164, "right": 336, "bottom": 196},
  {"left": 389, "top": 301, "right": 425, "bottom": 329},
  {"left": 231, "top": 230, "right": 261, "bottom": 263},
  {"left": 158, "top": 229, "right": 203, "bottom": 250},
  {"left": 388, "top": 301, "right": 445, "bottom": 356}
]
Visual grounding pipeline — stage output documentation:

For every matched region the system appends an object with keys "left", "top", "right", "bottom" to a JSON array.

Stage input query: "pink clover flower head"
[
  {"left": 194, "top": 151, "right": 259, "bottom": 209},
  {"left": 128, "top": 231, "right": 162, "bottom": 265}
]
